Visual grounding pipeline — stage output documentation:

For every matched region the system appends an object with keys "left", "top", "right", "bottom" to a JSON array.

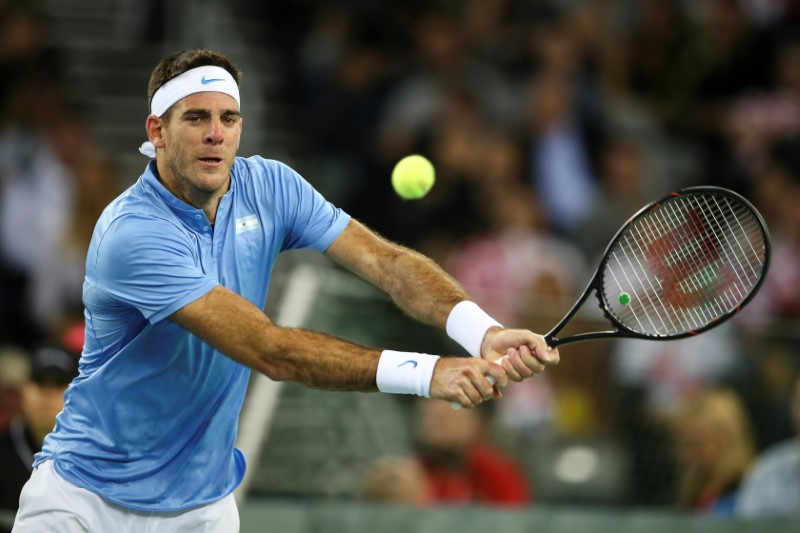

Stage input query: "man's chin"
[{"left": 193, "top": 169, "right": 231, "bottom": 192}]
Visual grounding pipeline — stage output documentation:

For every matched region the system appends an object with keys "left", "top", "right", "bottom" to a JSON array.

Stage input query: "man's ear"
[{"left": 145, "top": 114, "right": 166, "bottom": 149}]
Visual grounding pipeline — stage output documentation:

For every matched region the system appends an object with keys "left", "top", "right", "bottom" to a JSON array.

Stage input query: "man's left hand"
[{"left": 480, "top": 327, "right": 559, "bottom": 382}]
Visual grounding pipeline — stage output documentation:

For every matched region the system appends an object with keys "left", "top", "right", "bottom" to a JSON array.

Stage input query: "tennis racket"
[
  {"left": 454, "top": 186, "right": 770, "bottom": 408},
  {"left": 544, "top": 185, "right": 769, "bottom": 346}
]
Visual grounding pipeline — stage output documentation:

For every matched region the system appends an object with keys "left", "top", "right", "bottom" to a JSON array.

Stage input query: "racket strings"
[
  {"left": 614, "top": 221, "right": 716, "bottom": 334},
  {"left": 608, "top": 245, "right": 666, "bottom": 334},
  {"left": 639, "top": 211, "right": 706, "bottom": 324},
  {"left": 691, "top": 197, "right": 751, "bottom": 304},
  {"left": 649, "top": 197, "right": 755, "bottom": 321},
  {"left": 627, "top": 215, "right": 700, "bottom": 331},
  {"left": 620, "top": 221, "right": 694, "bottom": 332},
  {"left": 603, "top": 192, "right": 767, "bottom": 337},
  {"left": 688, "top": 196, "right": 763, "bottom": 300},
  {"left": 706, "top": 196, "right": 763, "bottom": 282},
  {"left": 661, "top": 200, "right": 739, "bottom": 313},
  {"left": 654, "top": 196, "right": 760, "bottom": 326}
]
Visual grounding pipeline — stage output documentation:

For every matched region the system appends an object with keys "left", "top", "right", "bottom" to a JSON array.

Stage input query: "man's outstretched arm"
[{"left": 170, "top": 284, "right": 506, "bottom": 408}]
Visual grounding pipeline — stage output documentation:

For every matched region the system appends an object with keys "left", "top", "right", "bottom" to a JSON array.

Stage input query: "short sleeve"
[
  {"left": 269, "top": 161, "right": 350, "bottom": 252},
  {"left": 93, "top": 215, "right": 219, "bottom": 324}
]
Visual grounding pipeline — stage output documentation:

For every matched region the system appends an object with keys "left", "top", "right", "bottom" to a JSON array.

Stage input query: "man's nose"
[{"left": 205, "top": 119, "right": 223, "bottom": 143}]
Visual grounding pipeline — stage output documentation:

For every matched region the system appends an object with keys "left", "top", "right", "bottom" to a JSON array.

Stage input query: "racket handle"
[{"left": 450, "top": 355, "right": 506, "bottom": 410}]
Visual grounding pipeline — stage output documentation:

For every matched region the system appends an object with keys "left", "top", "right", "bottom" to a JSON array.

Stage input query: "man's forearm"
[
  {"left": 379, "top": 245, "right": 469, "bottom": 327},
  {"left": 172, "top": 285, "right": 382, "bottom": 391},
  {"left": 325, "top": 219, "right": 469, "bottom": 329},
  {"left": 170, "top": 285, "right": 495, "bottom": 403}
]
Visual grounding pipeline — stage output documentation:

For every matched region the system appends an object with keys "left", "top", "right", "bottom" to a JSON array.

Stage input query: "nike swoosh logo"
[
  {"left": 201, "top": 76, "right": 225, "bottom": 85},
  {"left": 398, "top": 360, "right": 418, "bottom": 368}
]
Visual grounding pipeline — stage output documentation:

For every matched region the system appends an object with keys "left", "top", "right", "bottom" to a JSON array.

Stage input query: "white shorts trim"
[{"left": 12, "top": 460, "right": 239, "bottom": 533}]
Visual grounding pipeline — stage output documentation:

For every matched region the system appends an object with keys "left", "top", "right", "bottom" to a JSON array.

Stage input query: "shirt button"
[
  {"left": 195, "top": 214, "right": 202, "bottom": 220},
  {"left": 203, "top": 226, "right": 210, "bottom": 231}
]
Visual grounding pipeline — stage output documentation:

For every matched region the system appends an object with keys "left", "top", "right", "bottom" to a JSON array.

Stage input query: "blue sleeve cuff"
[
  {"left": 147, "top": 279, "right": 220, "bottom": 324},
  {"left": 308, "top": 210, "right": 351, "bottom": 252}
]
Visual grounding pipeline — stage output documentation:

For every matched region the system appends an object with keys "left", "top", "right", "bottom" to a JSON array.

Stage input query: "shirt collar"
[{"left": 141, "top": 160, "right": 236, "bottom": 232}]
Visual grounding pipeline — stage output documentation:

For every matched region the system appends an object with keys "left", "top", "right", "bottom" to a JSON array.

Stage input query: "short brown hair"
[{"left": 147, "top": 49, "right": 243, "bottom": 115}]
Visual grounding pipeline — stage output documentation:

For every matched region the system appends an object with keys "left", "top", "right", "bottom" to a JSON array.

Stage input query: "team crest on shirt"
[{"left": 235, "top": 214, "right": 260, "bottom": 234}]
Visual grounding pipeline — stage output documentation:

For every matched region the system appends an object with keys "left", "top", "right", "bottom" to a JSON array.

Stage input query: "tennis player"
[{"left": 12, "top": 48, "right": 558, "bottom": 532}]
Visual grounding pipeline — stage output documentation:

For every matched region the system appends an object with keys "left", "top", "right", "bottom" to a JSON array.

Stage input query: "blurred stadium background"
[{"left": 1, "top": 0, "right": 800, "bottom": 531}]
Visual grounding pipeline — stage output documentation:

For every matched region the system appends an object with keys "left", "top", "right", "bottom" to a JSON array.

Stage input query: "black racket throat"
[
  {"left": 543, "top": 269, "right": 637, "bottom": 348},
  {"left": 543, "top": 274, "right": 619, "bottom": 347},
  {"left": 542, "top": 186, "right": 771, "bottom": 349}
]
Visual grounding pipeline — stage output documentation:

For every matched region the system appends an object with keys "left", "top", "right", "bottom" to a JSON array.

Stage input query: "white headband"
[{"left": 139, "top": 65, "right": 241, "bottom": 158}]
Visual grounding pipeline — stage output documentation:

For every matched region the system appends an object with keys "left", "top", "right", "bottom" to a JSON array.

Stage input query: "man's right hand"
[{"left": 428, "top": 357, "right": 508, "bottom": 408}]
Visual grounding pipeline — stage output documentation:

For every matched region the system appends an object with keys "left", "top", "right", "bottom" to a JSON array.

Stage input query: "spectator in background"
[
  {"left": 0, "top": 79, "right": 72, "bottom": 347},
  {"left": 612, "top": 323, "right": 746, "bottom": 420},
  {"left": 0, "top": 347, "right": 78, "bottom": 533},
  {"left": 611, "top": 325, "right": 745, "bottom": 505},
  {"left": 361, "top": 455, "right": 431, "bottom": 506},
  {"left": 0, "top": 90, "right": 117, "bottom": 347},
  {"left": 736, "top": 373, "right": 800, "bottom": 518},
  {"left": 0, "top": 14, "right": 70, "bottom": 348},
  {"left": 414, "top": 398, "right": 532, "bottom": 506},
  {"left": 362, "top": 398, "right": 532, "bottom": 507},
  {"left": 445, "top": 180, "right": 586, "bottom": 434},
  {"left": 616, "top": 0, "right": 693, "bottom": 122},
  {"left": 0, "top": 347, "right": 29, "bottom": 434},
  {"left": 445, "top": 180, "right": 583, "bottom": 328},
  {"left": 724, "top": 34, "right": 800, "bottom": 188},
  {"left": 670, "top": 387, "right": 755, "bottom": 515},
  {"left": 744, "top": 138, "right": 800, "bottom": 322},
  {"left": 0, "top": 2, "right": 115, "bottom": 349},
  {"left": 0, "top": 7, "right": 63, "bottom": 106},
  {"left": 671, "top": 0, "right": 775, "bottom": 190},
  {"left": 48, "top": 121, "right": 120, "bottom": 332},
  {"left": 295, "top": 4, "right": 402, "bottom": 213},
  {"left": 376, "top": 8, "right": 516, "bottom": 162},
  {"left": 367, "top": 6, "right": 517, "bottom": 248},
  {"left": 522, "top": 71, "right": 600, "bottom": 236},
  {"left": 518, "top": 7, "right": 607, "bottom": 237},
  {"left": 735, "top": 145, "right": 800, "bottom": 450},
  {"left": 573, "top": 135, "right": 651, "bottom": 263},
  {"left": 378, "top": 87, "right": 493, "bottom": 254}
]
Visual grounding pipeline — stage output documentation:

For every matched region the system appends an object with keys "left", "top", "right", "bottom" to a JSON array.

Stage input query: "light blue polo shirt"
[{"left": 35, "top": 156, "right": 350, "bottom": 511}]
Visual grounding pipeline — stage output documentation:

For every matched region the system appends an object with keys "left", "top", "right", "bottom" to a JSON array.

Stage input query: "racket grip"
[{"left": 450, "top": 356, "right": 506, "bottom": 410}]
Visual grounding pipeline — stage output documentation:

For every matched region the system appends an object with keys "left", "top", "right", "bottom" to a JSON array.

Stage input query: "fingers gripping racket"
[
  {"left": 454, "top": 186, "right": 770, "bottom": 409},
  {"left": 546, "top": 186, "right": 769, "bottom": 346}
]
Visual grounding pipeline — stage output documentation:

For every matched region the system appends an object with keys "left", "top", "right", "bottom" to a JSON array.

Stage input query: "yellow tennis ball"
[{"left": 391, "top": 155, "right": 435, "bottom": 200}]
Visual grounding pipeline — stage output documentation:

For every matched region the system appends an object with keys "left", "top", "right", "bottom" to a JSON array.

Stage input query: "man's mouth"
[{"left": 199, "top": 157, "right": 222, "bottom": 164}]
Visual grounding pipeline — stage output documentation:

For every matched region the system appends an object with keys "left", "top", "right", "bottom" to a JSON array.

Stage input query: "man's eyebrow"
[{"left": 181, "top": 108, "right": 241, "bottom": 117}]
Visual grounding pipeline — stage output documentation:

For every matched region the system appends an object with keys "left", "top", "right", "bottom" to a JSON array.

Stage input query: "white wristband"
[
  {"left": 446, "top": 301, "right": 502, "bottom": 358},
  {"left": 376, "top": 350, "right": 440, "bottom": 397}
]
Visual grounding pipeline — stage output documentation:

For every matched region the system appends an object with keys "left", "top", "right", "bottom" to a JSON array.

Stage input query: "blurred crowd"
[
  {"left": 0, "top": 0, "right": 799, "bottom": 520},
  {"left": 0, "top": 2, "right": 118, "bottom": 525},
  {"left": 269, "top": 0, "right": 800, "bottom": 516},
  {"left": 0, "top": 2, "right": 119, "bottom": 350}
]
